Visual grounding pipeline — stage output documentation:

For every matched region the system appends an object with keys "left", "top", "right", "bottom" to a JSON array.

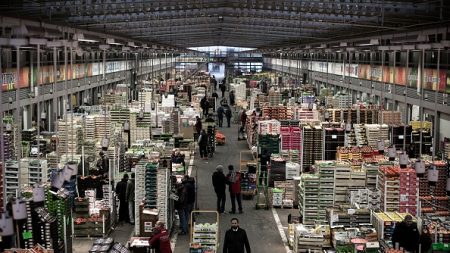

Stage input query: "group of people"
[
  {"left": 174, "top": 175, "right": 196, "bottom": 235},
  {"left": 212, "top": 165, "right": 243, "bottom": 214},
  {"left": 115, "top": 173, "right": 135, "bottom": 225}
]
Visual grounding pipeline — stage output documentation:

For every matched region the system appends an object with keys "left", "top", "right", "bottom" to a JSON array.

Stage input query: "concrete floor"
[
  {"left": 173, "top": 117, "right": 288, "bottom": 253},
  {"left": 72, "top": 94, "right": 294, "bottom": 253}
]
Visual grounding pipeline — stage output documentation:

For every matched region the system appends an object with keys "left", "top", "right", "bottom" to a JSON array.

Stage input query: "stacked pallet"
[
  {"left": 268, "top": 90, "right": 282, "bottom": 106},
  {"left": 293, "top": 224, "right": 324, "bottom": 253},
  {"left": 57, "top": 120, "right": 82, "bottom": 156},
  {"left": 274, "top": 180, "right": 295, "bottom": 207},
  {"left": 299, "top": 174, "right": 321, "bottom": 222},
  {"left": 327, "top": 206, "right": 371, "bottom": 227},
  {"left": 419, "top": 160, "right": 449, "bottom": 215},
  {"left": 95, "top": 115, "right": 111, "bottom": 140},
  {"left": 323, "top": 127, "right": 345, "bottom": 160},
  {"left": 391, "top": 125, "right": 412, "bottom": 150},
  {"left": 379, "top": 111, "right": 402, "bottom": 125},
  {"left": 157, "top": 167, "right": 170, "bottom": 227},
  {"left": 444, "top": 142, "right": 450, "bottom": 159},
  {"left": 171, "top": 109, "right": 180, "bottom": 135},
  {"left": 130, "top": 112, "right": 152, "bottom": 142},
  {"left": 2, "top": 132, "right": 15, "bottom": 160},
  {"left": 365, "top": 124, "right": 389, "bottom": 148},
  {"left": 144, "top": 163, "right": 158, "bottom": 209},
  {"left": 360, "top": 109, "right": 378, "bottom": 124},
  {"left": 280, "top": 120, "right": 302, "bottom": 163},
  {"left": 280, "top": 150, "right": 300, "bottom": 164},
  {"left": 349, "top": 188, "right": 381, "bottom": 210},
  {"left": 334, "top": 162, "right": 352, "bottom": 204},
  {"left": 302, "top": 125, "right": 323, "bottom": 172},
  {"left": 0, "top": 163, "right": 2, "bottom": 212},
  {"left": 257, "top": 120, "right": 280, "bottom": 135},
  {"left": 412, "top": 129, "right": 432, "bottom": 156},
  {"left": 363, "top": 163, "right": 380, "bottom": 190},
  {"left": 84, "top": 116, "right": 96, "bottom": 140},
  {"left": 295, "top": 108, "right": 319, "bottom": 122},
  {"left": 22, "top": 128, "right": 37, "bottom": 142},
  {"left": 110, "top": 108, "right": 130, "bottom": 126},
  {"left": 377, "top": 166, "right": 419, "bottom": 216},
  {"left": 262, "top": 106, "right": 293, "bottom": 120},
  {"left": 354, "top": 124, "right": 368, "bottom": 146},
  {"left": 316, "top": 161, "right": 335, "bottom": 212}
]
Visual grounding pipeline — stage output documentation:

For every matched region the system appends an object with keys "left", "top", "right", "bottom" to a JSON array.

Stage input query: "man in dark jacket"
[
  {"left": 182, "top": 176, "right": 196, "bottom": 232},
  {"left": 223, "top": 218, "right": 251, "bottom": 253},
  {"left": 217, "top": 106, "right": 224, "bottom": 127},
  {"left": 198, "top": 129, "right": 209, "bottom": 160},
  {"left": 220, "top": 83, "right": 226, "bottom": 97},
  {"left": 392, "top": 214, "right": 419, "bottom": 252},
  {"left": 212, "top": 165, "right": 227, "bottom": 213},
  {"left": 126, "top": 173, "right": 135, "bottom": 224},
  {"left": 200, "top": 96, "right": 210, "bottom": 118},
  {"left": 224, "top": 104, "right": 232, "bottom": 128},
  {"left": 115, "top": 174, "right": 129, "bottom": 223},
  {"left": 174, "top": 183, "right": 187, "bottom": 235}
]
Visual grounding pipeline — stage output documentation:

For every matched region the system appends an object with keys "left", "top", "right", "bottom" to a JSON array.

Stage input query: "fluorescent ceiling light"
[
  {"left": 106, "top": 38, "right": 123, "bottom": 45},
  {"left": 74, "top": 33, "right": 99, "bottom": 43}
]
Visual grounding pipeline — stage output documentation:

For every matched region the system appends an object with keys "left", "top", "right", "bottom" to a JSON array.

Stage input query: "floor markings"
[{"left": 272, "top": 208, "right": 293, "bottom": 253}]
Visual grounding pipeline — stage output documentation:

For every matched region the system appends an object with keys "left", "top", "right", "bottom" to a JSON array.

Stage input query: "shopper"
[
  {"left": 419, "top": 227, "right": 432, "bottom": 253},
  {"left": 212, "top": 91, "right": 219, "bottom": 111},
  {"left": 229, "top": 90, "right": 235, "bottom": 106},
  {"left": 223, "top": 218, "right": 251, "bottom": 253},
  {"left": 217, "top": 105, "right": 224, "bottom": 127},
  {"left": 240, "top": 109, "right": 247, "bottom": 128},
  {"left": 198, "top": 129, "right": 209, "bottom": 160},
  {"left": 392, "top": 214, "right": 419, "bottom": 252},
  {"left": 183, "top": 176, "right": 196, "bottom": 232},
  {"left": 200, "top": 96, "right": 210, "bottom": 118},
  {"left": 212, "top": 165, "right": 227, "bottom": 213},
  {"left": 226, "top": 165, "right": 243, "bottom": 214},
  {"left": 224, "top": 104, "right": 232, "bottom": 128},
  {"left": 220, "top": 82, "right": 226, "bottom": 97},
  {"left": 115, "top": 174, "right": 129, "bottom": 223},
  {"left": 126, "top": 173, "right": 135, "bottom": 224},
  {"left": 149, "top": 221, "right": 172, "bottom": 253},
  {"left": 211, "top": 76, "right": 218, "bottom": 90},
  {"left": 174, "top": 183, "right": 187, "bottom": 235},
  {"left": 194, "top": 116, "right": 202, "bottom": 136}
]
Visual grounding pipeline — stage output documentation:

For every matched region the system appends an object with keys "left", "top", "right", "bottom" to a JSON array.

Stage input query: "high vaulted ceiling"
[{"left": 1, "top": 0, "right": 449, "bottom": 50}]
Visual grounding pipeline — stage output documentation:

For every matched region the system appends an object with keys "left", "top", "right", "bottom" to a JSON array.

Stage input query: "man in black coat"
[
  {"left": 115, "top": 174, "right": 129, "bottom": 223},
  {"left": 223, "top": 218, "right": 251, "bottom": 253},
  {"left": 392, "top": 214, "right": 419, "bottom": 252},
  {"left": 212, "top": 165, "right": 227, "bottom": 213}
]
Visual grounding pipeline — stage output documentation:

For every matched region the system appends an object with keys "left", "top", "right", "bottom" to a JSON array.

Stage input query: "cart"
[
  {"left": 239, "top": 151, "right": 257, "bottom": 199},
  {"left": 190, "top": 210, "right": 219, "bottom": 253}
]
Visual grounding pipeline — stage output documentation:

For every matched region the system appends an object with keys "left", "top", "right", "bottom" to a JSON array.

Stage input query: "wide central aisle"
[{"left": 174, "top": 118, "right": 287, "bottom": 253}]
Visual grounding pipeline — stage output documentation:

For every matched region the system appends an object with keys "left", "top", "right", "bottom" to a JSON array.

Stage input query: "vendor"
[{"left": 149, "top": 221, "right": 172, "bottom": 253}]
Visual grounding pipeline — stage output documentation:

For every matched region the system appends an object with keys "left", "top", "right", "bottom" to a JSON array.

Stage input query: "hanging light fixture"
[
  {"left": 388, "top": 146, "right": 396, "bottom": 161},
  {"left": 12, "top": 199, "right": 27, "bottom": 220},
  {"left": 414, "top": 159, "right": 425, "bottom": 176},
  {"left": 428, "top": 165, "right": 439, "bottom": 185},
  {"left": 0, "top": 213, "right": 14, "bottom": 236},
  {"left": 32, "top": 183, "right": 45, "bottom": 202},
  {"left": 377, "top": 140, "right": 385, "bottom": 154},
  {"left": 399, "top": 152, "right": 409, "bottom": 168}
]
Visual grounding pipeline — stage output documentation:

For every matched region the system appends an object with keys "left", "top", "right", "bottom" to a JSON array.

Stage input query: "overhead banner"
[{"left": 1, "top": 67, "right": 30, "bottom": 91}]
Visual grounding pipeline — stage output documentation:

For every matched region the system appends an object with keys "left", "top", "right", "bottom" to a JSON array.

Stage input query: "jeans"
[
  {"left": 230, "top": 192, "right": 242, "bottom": 212},
  {"left": 128, "top": 201, "right": 135, "bottom": 223},
  {"left": 216, "top": 191, "right": 226, "bottom": 213}
]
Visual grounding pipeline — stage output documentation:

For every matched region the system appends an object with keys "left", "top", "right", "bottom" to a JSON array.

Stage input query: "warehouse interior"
[{"left": 0, "top": 1, "right": 450, "bottom": 253}]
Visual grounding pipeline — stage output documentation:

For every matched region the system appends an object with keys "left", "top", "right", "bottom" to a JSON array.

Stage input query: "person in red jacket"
[
  {"left": 226, "top": 165, "right": 243, "bottom": 214},
  {"left": 149, "top": 221, "right": 172, "bottom": 253}
]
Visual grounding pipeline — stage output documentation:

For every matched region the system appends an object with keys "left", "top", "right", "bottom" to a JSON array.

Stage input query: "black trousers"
[
  {"left": 218, "top": 117, "right": 223, "bottom": 127},
  {"left": 226, "top": 117, "right": 231, "bottom": 127},
  {"left": 199, "top": 145, "right": 208, "bottom": 158},
  {"left": 230, "top": 192, "right": 242, "bottom": 212},
  {"left": 216, "top": 191, "right": 226, "bottom": 213}
]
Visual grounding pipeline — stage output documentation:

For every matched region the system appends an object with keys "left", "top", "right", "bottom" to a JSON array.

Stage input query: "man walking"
[
  {"left": 217, "top": 105, "right": 224, "bottom": 127},
  {"left": 115, "top": 174, "right": 129, "bottom": 223},
  {"left": 212, "top": 165, "right": 227, "bottom": 213},
  {"left": 226, "top": 165, "right": 243, "bottom": 214},
  {"left": 224, "top": 104, "right": 232, "bottom": 128},
  {"left": 126, "top": 173, "right": 135, "bottom": 224},
  {"left": 223, "top": 218, "right": 251, "bottom": 253}
]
